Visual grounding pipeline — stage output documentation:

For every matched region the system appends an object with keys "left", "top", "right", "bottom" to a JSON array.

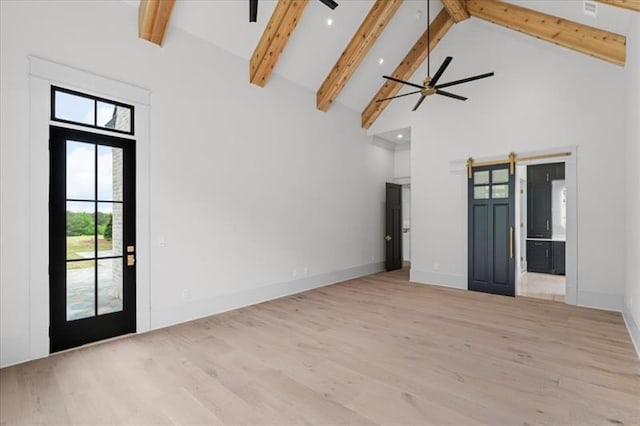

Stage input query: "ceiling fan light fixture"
[{"left": 374, "top": 0, "right": 494, "bottom": 111}]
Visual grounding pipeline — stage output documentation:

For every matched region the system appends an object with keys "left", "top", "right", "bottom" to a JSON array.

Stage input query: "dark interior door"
[
  {"left": 468, "top": 165, "right": 515, "bottom": 296},
  {"left": 385, "top": 183, "right": 402, "bottom": 271},
  {"left": 49, "top": 126, "right": 136, "bottom": 352}
]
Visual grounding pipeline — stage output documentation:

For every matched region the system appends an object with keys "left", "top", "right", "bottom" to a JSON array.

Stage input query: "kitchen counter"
[{"left": 527, "top": 237, "right": 566, "bottom": 242}]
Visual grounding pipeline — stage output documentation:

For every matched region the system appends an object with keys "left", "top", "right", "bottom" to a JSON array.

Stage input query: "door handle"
[
  {"left": 546, "top": 220, "right": 550, "bottom": 231},
  {"left": 385, "top": 235, "right": 392, "bottom": 241},
  {"left": 509, "top": 227, "right": 514, "bottom": 259}
]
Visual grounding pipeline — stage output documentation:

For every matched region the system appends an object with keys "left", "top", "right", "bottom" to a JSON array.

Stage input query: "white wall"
[
  {"left": 369, "top": 18, "right": 627, "bottom": 310},
  {"left": 394, "top": 147, "right": 411, "bottom": 179},
  {"left": 0, "top": 1, "right": 393, "bottom": 367},
  {"left": 624, "top": 13, "right": 640, "bottom": 354}
]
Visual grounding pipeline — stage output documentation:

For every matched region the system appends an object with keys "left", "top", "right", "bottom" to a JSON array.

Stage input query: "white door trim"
[{"left": 28, "top": 56, "right": 151, "bottom": 361}]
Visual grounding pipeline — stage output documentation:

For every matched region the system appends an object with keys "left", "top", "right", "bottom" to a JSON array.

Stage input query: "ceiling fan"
[
  {"left": 249, "top": 0, "right": 338, "bottom": 23},
  {"left": 376, "top": 1, "right": 494, "bottom": 111}
]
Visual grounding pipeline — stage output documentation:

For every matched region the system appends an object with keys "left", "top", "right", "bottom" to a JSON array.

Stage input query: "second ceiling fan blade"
[
  {"left": 250, "top": 0, "right": 337, "bottom": 22},
  {"left": 436, "top": 90, "right": 467, "bottom": 101},
  {"left": 412, "top": 95, "right": 427, "bottom": 111},
  {"left": 435, "top": 72, "right": 495, "bottom": 90},
  {"left": 319, "top": 0, "right": 339, "bottom": 9},
  {"left": 376, "top": 90, "right": 423, "bottom": 102},
  {"left": 383, "top": 75, "right": 425, "bottom": 90},
  {"left": 250, "top": 0, "right": 258, "bottom": 22},
  {"left": 430, "top": 56, "right": 453, "bottom": 87}
]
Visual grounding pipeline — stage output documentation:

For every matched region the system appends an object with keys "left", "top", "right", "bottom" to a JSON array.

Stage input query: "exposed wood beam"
[
  {"left": 467, "top": 0, "right": 626, "bottom": 66},
  {"left": 441, "top": 0, "right": 470, "bottom": 22},
  {"left": 316, "top": 0, "right": 404, "bottom": 112},
  {"left": 138, "top": 0, "right": 175, "bottom": 46},
  {"left": 250, "top": 0, "right": 309, "bottom": 87},
  {"left": 361, "top": 9, "right": 454, "bottom": 129},
  {"left": 595, "top": 0, "right": 640, "bottom": 12}
]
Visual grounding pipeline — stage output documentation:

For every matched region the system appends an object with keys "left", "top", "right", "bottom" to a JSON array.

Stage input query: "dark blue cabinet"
[
  {"left": 527, "top": 240, "right": 552, "bottom": 272},
  {"left": 552, "top": 241, "right": 565, "bottom": 275}
]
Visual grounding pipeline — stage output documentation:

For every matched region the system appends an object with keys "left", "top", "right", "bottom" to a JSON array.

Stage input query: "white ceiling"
[
  {"left": 374, "top": 126, "right": 412, "bottom": 149},
  {"left": 138, "top": 0, "right": 633, "bottom": 112}
]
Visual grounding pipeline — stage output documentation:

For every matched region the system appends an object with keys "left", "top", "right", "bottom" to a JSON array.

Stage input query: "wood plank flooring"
[{"left": 1, "top": 268, "right": 639, "bottom": 425}]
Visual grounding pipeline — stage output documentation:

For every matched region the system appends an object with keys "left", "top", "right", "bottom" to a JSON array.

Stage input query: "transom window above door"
[
  {"left": 51, "top": 86, "right": 134, "bottom": 135},
  {"left": 473, "top": 168, "right": 510, "bottom": 200}
]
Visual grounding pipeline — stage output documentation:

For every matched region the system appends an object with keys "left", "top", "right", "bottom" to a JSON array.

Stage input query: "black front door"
[
  {"left": 49, "top": 126, "right": 136, "bottom": 352},
  {"left": 385, "top": 183, "right": 402, "bottom": 271},
  {"left": 468, "top": 165, "right": 515, "bottom": 296}
]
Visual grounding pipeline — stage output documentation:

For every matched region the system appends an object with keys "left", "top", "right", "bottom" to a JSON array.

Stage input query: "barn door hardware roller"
[{"left": 466, "top": 151, "right": 571, "bottom": 179}]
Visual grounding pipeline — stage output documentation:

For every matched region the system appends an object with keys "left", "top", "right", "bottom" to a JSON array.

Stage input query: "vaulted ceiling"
[{"left": 137, "top": 0, "right": 637, "bottom": 129}]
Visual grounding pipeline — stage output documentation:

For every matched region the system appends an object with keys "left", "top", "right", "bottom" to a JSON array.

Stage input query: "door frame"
[
  {"left": 514, "top": 158, "right": 573, "bottom": 302},
  {"left": 28, "top": 56, "right": 151, "bottom": 361},
  {"left": 453, "top": 146, "right": 577, "bottom": 305}
]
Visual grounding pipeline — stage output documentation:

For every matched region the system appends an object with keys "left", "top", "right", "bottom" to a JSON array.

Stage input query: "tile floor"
[{"left": 517, "top": 272, "right": 566, "bottom": 302}]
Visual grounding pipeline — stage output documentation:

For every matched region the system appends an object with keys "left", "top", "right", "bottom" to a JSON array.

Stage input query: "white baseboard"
[
  {"left": 410, "top": 269, "right": 466, "bottom": 290},
  {"left": 577, "top": 290, "right": 623, "bottom": 312},
  {"left": 151, "top": 262, "right": 385, "bottom": 330},
  {"left": 622, "top": 309, "right": 640, "bottom": 360}
]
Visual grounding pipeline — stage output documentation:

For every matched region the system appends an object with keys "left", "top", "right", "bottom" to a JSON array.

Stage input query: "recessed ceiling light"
[
  {"left": 378, "top": 58, "right": 384, "bottom": 65},
  {"left": 415, "top": 10, "right": 423, "bottom": 20},
  {"left": 397, "top": 134, "right": 403, "bottom": 139},
  {"left": 327, "top": 18, "right": 333, "bottom": 26}
]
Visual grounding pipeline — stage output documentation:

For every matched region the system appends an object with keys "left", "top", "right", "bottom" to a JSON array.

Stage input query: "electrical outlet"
[
  {"left": 292, "top": 269, "right": 298, "bottom": 278},
  {"left": 371, "top": 255, "right": 375, "bottom": 261},
  {"left": 303, "top": 265, "right": 308, "bottom": 275},
  {"left": 433, "top": 263, "right": 440, "bottom": 271},
  {"left": 181, "top": 288, "right": 190, "bottom": 299}
]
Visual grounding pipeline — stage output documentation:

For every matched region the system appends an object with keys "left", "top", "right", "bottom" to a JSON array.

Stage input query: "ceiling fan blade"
[
  {"left": 412, "top": 95, "right": 427, "bottom": 111},
  {"left": 383, "top": 75, "right": 425, "bottom": 90},
  {"left": 249, "top": 0, "right": 258, "bottom": 22},
  {"left": 435, "top": 72, "right": 494, "bottom": 90},
  {"left": 376, "top": 90, "right": 423, "bottom": 103},
  {"left": 318, "top": 0, "right": 339, "bottom": 9},
  {"left": 429, "top": 56, "right": 452, "bottom": 87},
  {"left": 436, "top": 90, "right": 467, "bottom": 101}
]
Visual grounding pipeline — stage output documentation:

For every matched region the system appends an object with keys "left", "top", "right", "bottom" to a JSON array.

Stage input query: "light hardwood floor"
[{"left": 1, "top": 268, "right": 639, "bottom": 425}]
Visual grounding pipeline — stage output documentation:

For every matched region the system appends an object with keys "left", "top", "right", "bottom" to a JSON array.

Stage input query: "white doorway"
[
  {"left": 516, "top": 162, "right": 567, "bottom": 302},
  {"left": 372, "top": 126, "right": 411, "bottom": 270}
]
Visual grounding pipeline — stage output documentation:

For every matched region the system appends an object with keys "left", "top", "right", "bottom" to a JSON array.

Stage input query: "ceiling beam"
[
  {"left": 595, "top": 0, "right": 640, "bottom": 12},
  {"left": 250, "top": 0, "right": 309, "bottom": 87},
  {"left": 361, "top": 9, "right": 454, "bottom": 129},
  {"left": 441, "top": 0, "right": 470, "bottom": 22},
  {"left": 467, "top": 0, "right": 626, "bottom": 66},
  {"left": 316, "top": 0, "right": 404, "bottom": 112},
  {"left": 138, "top": 0, "right": 175, "bottom": 46}
]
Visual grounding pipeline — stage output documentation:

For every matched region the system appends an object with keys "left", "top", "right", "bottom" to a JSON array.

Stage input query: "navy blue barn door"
[{"left": 468, "top": 165, "right": 515, "bottom": 296}]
